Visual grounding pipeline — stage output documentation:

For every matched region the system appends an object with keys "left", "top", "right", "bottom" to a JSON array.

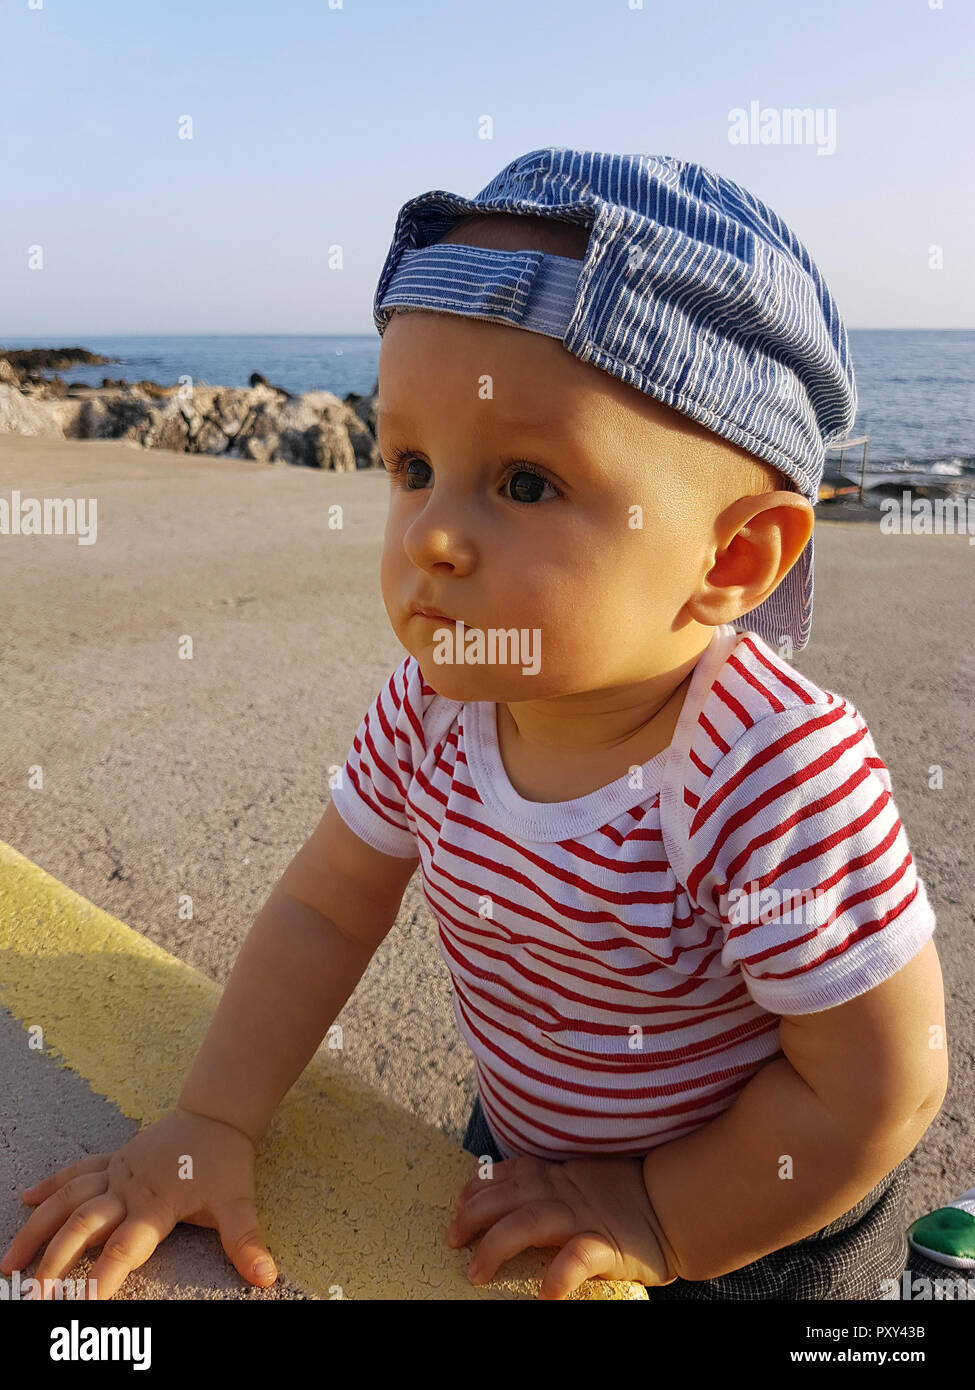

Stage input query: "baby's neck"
[
  {"left": 499, "top": 643, "right": 707, "bottom": 757},
  {"left": 495, "top": 661, "right": 699, "bottom": 804}
]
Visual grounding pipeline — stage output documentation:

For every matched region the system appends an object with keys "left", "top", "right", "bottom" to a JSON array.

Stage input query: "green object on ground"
[{"left": 908, "top": 1188, "right": 975, "bottom": 1269}]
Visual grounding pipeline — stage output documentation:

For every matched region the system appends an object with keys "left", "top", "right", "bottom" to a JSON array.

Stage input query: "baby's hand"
[
  {"left": 446, "top": 1153, "right": 681, "bottom": 1299},
  {"left": 0, "top": 1108, "right": 278, "bottom": 1301}
]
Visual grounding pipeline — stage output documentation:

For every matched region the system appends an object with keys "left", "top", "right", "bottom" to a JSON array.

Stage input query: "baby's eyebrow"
[
  {"left": 375, "top": 410, "right": 607, "bottom": 484},
  {"left": 377, "top": 409, "right": 568, "bottom": 436}
]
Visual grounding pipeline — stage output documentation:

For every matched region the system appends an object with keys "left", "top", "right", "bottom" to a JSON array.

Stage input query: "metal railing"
[{"left": 823, "top": 435, "right": 869, "bottom": 501}]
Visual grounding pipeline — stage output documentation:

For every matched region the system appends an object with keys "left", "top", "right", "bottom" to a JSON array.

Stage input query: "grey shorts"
[{"left": 461, "top": 1092, "right": 922, "bottom": 1300}]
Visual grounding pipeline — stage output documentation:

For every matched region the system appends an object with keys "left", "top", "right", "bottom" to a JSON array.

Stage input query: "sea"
[{"left": 4, "top": 329, "right": 973, "bottom": 497}]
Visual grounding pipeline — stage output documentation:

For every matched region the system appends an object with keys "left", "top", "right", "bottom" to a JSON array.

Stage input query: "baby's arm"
[
  {"left": 2, "top": 801, "right": 418, "bottom": 1300},
  {"left": 178, "top": 800, "right": 418, "bottom": 1143},
  {"left": 642, "top": 939, "right": 948, "bottom": 1283}
]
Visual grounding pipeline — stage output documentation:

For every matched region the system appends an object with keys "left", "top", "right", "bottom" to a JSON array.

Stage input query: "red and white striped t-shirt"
[{"left": 331, "top": 623, "right": 936, "bottom": 1162}]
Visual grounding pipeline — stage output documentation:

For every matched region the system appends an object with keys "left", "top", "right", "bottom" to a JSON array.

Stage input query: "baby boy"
[
  {"left": 336, "top": 148, "right": 948, "bottom": 1299},
  {"left": 1, "top": 148, "right": 948, "bottom": 1303}
]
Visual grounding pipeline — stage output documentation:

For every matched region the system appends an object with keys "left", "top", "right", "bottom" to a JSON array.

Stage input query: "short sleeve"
[
  {"left": 673, "top": 701, "right": 937, "bottom": 1015},
  {"left": 329, "top": 655, "right": 432, "bottom": 859}
]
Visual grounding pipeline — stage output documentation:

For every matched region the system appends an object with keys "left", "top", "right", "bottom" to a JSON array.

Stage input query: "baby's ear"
[{"left": 689, "top": 489, "right": 813, "bottom": 630}]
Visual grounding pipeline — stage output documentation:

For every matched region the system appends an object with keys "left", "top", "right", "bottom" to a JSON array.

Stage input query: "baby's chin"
[
  {"left": 411, "top": 657, "right": 509, "bottom": 702},
  {"left": 407, "top": 650, "right": 556, "bottom": 704}
]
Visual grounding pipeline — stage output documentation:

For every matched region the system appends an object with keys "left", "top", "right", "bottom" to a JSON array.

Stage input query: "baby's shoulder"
[
  {"left": 703, "top": 631, "right": 862, "bottom": 747},
  {"left": 679, "top": 631, "right": 884, "bottom": 800}
]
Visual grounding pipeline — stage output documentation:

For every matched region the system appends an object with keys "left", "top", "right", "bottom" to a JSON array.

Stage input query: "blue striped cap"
[{"left": 374, "top": 147, "right": 858, "bottom": 652}]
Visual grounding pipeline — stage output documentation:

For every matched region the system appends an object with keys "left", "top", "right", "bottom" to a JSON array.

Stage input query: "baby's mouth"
[{"left": 413, "top": 608, "right": 460, "bottom": 624}]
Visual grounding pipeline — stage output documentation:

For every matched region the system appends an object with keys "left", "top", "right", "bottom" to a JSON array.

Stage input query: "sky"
[{"left": 1, "top": 0, "right": 972, "bottom": 335}]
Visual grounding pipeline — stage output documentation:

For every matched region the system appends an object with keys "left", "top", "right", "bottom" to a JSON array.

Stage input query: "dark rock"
[
  {"left": 0, "top": 374, "right": 385, "bottom": 471},
  {"left": 249, "top": 371, "right": 292, "bottom": 399},
  {"left": 344, "top": 389, "right": 378, "bottom": 437},
  {"left": 105, "top": 397, "right": 156, "bottom": 442},
  {"left": 0, "top": 346, "right": 117, "bottom": 372}
]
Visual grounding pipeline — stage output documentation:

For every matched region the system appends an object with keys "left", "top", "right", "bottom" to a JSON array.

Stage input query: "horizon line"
[{"left": 4, "top": 326, "right": 975, "bottom": 340}]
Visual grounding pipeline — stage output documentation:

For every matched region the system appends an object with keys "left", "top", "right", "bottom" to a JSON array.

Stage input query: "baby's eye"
[
  {"left": 504, "top": 467, "right": 560, "bottom": 504},
  {"left": 383, "top": 451, "right": 430, "bottom": 489},
  {"left": 383, "top": 449, "right": 561, "bottom": 504}
]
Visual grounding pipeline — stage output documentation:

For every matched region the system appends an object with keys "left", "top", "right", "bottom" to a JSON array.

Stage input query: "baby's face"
[{"left": 376, "top": 307, "right": 725, "bottom": 703}]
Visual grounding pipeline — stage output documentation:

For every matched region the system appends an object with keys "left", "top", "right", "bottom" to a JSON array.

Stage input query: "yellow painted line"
[{"left": 0, "top": 841, "right": 647, "bottom": 1300}]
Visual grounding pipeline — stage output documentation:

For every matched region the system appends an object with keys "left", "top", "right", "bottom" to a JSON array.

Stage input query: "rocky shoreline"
[
  {"left": 2, "top": 349, "right": 973, "bottom": 507},
  {"left": 0, "top": 348, "right": 380, "bottom": 470}
]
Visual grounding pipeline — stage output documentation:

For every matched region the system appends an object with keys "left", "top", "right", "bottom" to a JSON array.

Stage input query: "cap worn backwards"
[{"left": 374, "top": 147, "right": 858, "bottom": 652}]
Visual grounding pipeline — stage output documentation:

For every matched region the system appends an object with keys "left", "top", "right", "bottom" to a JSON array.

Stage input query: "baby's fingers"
[
  {"left": 0, "top": 1171, "right": 111, "bottom": 1278},
  {"left": 85, "top": 1211, "right": 179, "bottom": 1301},
  {"left": 32, "top": 1193, "right": 127, "bottom": 1297},
  {"left": 19, "top": 1151, "right": 112, "bottom": 1207},
  {"left": 212, "top": 1195, "right": 278, "bottom": 1287}
]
